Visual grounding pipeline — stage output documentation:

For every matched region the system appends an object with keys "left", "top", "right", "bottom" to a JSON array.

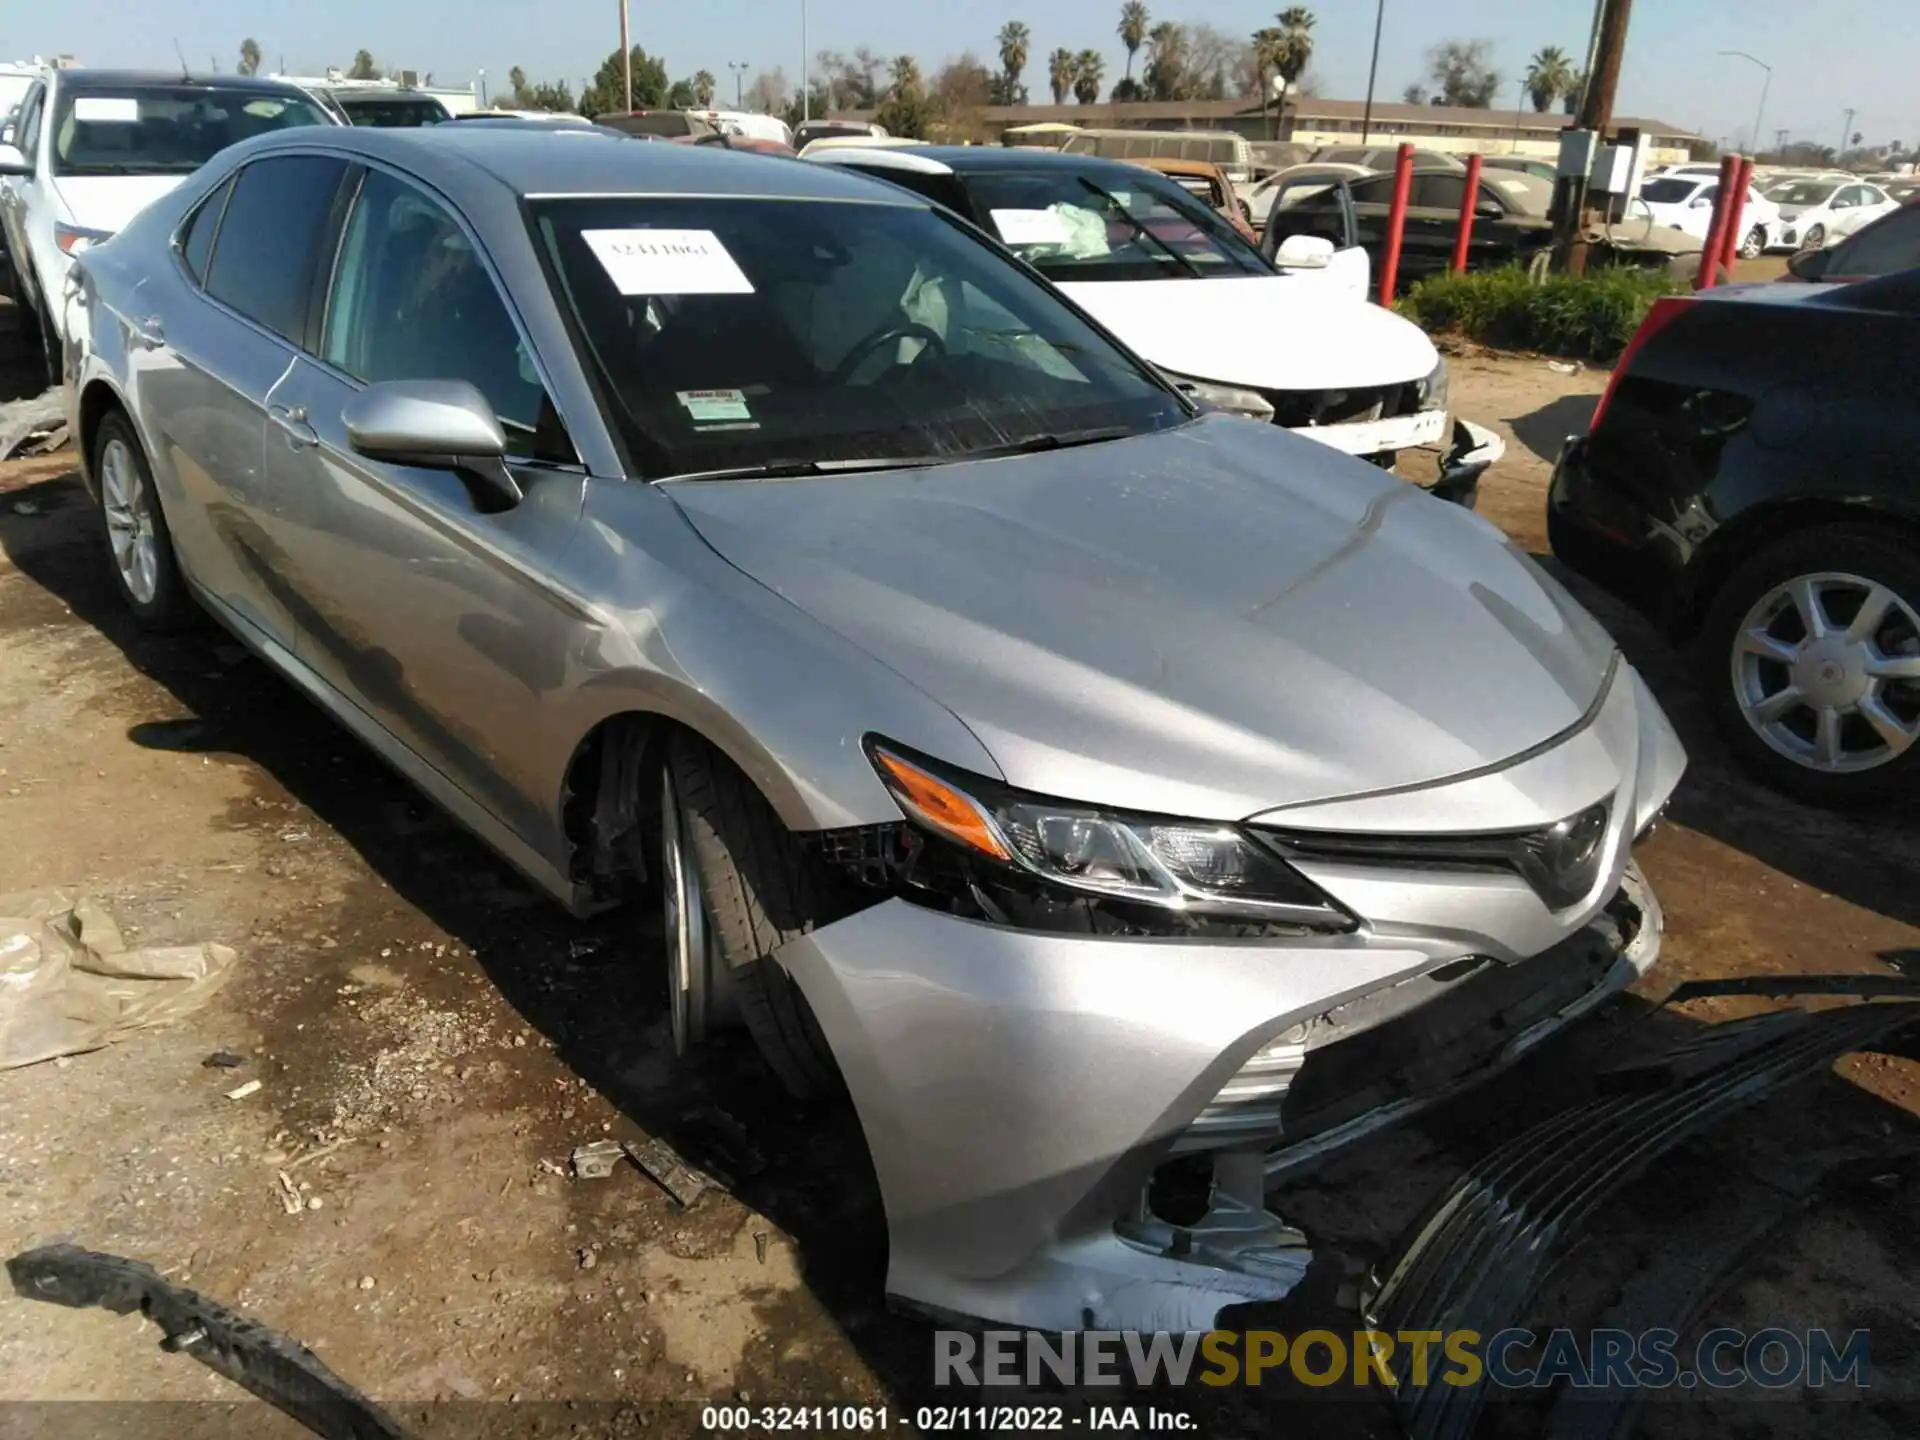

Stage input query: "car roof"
[
  {"left": 51, "top": 69, "right": 313, "bottom": 95},
  {"left": 238, "top": 124, "right": 911, "bottom": 203},
  {"left": 810, "top": 145, "right": 1174, "bottom": 183}
]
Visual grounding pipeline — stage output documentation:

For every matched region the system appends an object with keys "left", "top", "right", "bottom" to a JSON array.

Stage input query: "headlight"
[
  {"left": 1416, "top": 356, "right": 1450, "bottom": 413},
  {"left": 1161, "top": 370, "right": 1276, "bottom": 422},
  {"left": 866, "top": 740, "right": 1350, "bottom": 927},
  {"left": 55, "top": 222, "right": 114, "bottom": 256},
  {"left": 1265, "top": 799, "right": 1614, "bottom": 912}
]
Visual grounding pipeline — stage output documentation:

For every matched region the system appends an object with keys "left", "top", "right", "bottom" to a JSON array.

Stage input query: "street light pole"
[
  {"left": 619, "top": 0, "right": 631, "bottom": 114},
  {"left": 1360, "top": 0, "right": 1384, "bottom": 144},
  {"left": 729, "top": 60, "right": 748, "bottom": 109},
  {"left": 1719, "top": 50, "right": 1770, "bottom": 157},
  {"left": 1838, "top": 107, "right": 1856, "bottom": 162},
  {"left": 802, "top": 0, "right": 809, "bottom": 123}
]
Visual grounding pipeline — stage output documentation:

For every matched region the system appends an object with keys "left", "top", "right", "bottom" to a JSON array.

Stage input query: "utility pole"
[
  {"left": 1555, "top": 0, "right": 1633, "bottom": 276},
  {"left": 1360, "top": 0, "right": 1385, "bottom": 144},
  {"left": 801, "top": 0, "right": 809, "bottom": 123},
  {"left": 1838, "top": 107, "right": 1856, "bottom": 162},
  {"left": 619, "top": 0, "right": 632, "bottom": 114},
  {"left": 729, "top": 60, "right": 748, "bottom": 109},
  {"left": 1774, "top": 127, "right": 1788, "bottom": 154}
]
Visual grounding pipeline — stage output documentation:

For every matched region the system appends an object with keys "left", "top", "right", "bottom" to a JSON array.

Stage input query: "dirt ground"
[{"left": 0, "top": 298, "right": 1915, "bottom": 1439}]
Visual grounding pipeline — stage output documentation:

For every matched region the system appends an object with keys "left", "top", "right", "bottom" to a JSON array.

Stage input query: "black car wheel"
[
  {"left": 1802, "top": 223, "right": 1827, "bottom": 250},
  {"left": 1701, "top": 525, "right": 1920, "bottom": 807},
  {"left": 657, "top": 732, "right": 844, "bottom": 1099},
  {"left": 1738, "top": 224, "right": 1766, "bottom": 260}
]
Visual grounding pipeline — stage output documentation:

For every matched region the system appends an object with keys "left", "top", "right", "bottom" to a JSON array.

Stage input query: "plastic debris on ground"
[
  {"left": 570, "top": 1139, "right": 625, "bottom": 1180},
  {"left": 0, "top": 391, "right": 68, "bottom": 460},
  {"left": 623, "top": 1136, "right": 709, "bottom": 1208},
  {"left": 0, "top": 890, "right": 238, "bottom": 1070}
]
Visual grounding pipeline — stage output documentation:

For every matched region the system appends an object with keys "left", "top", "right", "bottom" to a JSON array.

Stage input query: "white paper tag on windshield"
[
  {"left": 676, "top": 388, "right": 753, "bottom": 423},
  {"left": 73, "top": 97, "right": 141, "bottom": 123},
  {"left": 582, "top": 229, "right": 754, "bottom": 295},
  {"left": 990, "top": 208, "right": 1071, "bottom": 246}
]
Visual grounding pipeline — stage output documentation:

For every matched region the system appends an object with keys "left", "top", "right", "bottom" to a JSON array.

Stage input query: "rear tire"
[
  {"left": 1802, "top": 223, "right": 1827, "bottom": 249},
  {"left": 1698, "top": 525, "right": 1920, "bottom": 809},
  {"left": 92, "top": 411, "right": 197, "bottom": 631},
  {"left": 662, "top": 732, "right": 843, "bottom": 1099},
  {"left": 1738, "top": 225, "right": 1765, "bottom": 261}
]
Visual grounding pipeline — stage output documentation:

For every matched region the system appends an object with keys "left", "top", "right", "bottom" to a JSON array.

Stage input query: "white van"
[
  {"left": 1060, "top": 128, "right": 1256, "bottom": 186},
  {"left": 690, "top": 109, "right": 794, "bottom": 148}
]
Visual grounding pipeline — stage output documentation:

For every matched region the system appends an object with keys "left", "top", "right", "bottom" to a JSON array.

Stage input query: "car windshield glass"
[
  {"left": 959, "top": 169, "right": 1270, "bottom": 282},
  {"left": 1773, "top": 181, "right": 1839, "bottom": 206},
  {"left": 51, "top": 85, "right": 333, "bottom": 174},
  {"left": 531, "top": 195, "right": 1188, "bottom": 479},
  {"left": 1641, "top": 178, "right": 1697, "bottom": 204},
  {"left": 338, "top": 96, "right": 447, "bottom": 126}
]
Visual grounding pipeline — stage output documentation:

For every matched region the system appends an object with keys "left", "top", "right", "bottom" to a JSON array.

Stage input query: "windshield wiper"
[
  {"left": 1074, "top": 178, "right": 1205, "bottom": 279},
  {"left": 655, "top": 427, "right": 1140, "bottom": 483}
]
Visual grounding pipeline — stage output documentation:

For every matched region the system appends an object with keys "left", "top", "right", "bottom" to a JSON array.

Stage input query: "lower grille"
[{"left": 1262, "top": 382, "right": 1420, "bottom": 429}]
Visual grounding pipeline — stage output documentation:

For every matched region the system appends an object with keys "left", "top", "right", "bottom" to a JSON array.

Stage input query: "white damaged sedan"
[{"left": 807, "top": 144, "right": 1505, "bottom": 505}]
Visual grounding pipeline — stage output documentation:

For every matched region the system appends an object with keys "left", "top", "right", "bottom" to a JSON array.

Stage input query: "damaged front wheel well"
[{"left": 559, "top": 713, "right": 667, "bottom": 910}]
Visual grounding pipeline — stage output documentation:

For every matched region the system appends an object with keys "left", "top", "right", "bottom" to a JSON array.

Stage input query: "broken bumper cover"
[
  {"left": 1429, "top": 418, "right": 1505, "bottom": 508},
  {"left": 1288, "top": 413, "right": 1504, "bottom": 510},
  {"left": 1367, "top": 993, "right": 1920, "bottom": 1440},
  {"left": 776, "top": 860, "right": 1663, "bottom": 1333}
]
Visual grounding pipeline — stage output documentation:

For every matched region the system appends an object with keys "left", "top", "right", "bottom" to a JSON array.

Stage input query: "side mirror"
[
  {"left": 1786, "top": 246, "right": 1831, "bottom": 281},
  {"left": 341, "top": 379, "right": 523, "bottom": 511},
  {"left": 1689, "top": 195, "right": 1711, "bottom": 208},
  {"left": 1474, "top": 199, "right": 1502, "bottom": 218},
  {"left": 1275, "top": 234, "right": 1335, "bottom": 269},
  {"left": 0, "top": 142, "right": 30, "bottom": 177}
]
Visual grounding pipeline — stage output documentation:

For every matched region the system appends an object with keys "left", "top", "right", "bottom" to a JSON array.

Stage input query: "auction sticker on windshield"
[
  {"left": 990, "top": 209, "right": 1071, "bottom": 247},
  {"left": 582, "top": 229, "right": 754, "bottom": 295},
  {"left": 72, "top": 97, "right": 141, "bottom": 123},
  {"left": 676, "top": 389, "right": 755, "bottom": 426}
]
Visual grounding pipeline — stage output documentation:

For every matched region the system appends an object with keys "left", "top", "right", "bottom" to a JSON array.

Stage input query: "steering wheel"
[{"left": 831, "top": 321, "right": 947, "bottom": 384}]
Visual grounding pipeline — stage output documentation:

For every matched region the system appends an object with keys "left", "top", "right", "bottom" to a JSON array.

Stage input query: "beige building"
[{"left": 834, "top": 97, "right": 1700, "bottom": 166}]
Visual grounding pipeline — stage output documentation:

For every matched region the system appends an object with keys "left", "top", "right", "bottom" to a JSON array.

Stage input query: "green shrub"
[{"left": 1398, "top": 265, "right": 1685, "bottom": 361}]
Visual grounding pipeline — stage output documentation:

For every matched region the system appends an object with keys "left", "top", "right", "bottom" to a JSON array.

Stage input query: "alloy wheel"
[
  {"left": 658, "top": 767, "right": 737, "bottom": 1055},
  {"left": 1731, "top": 571, "right": 1920, "bottom": 774},
  {"left": 100, "top": 438, "right": 159, "bottom": 605},
  {"left": 1739, "top": 225, "right": 1764, "bottom": 260}
]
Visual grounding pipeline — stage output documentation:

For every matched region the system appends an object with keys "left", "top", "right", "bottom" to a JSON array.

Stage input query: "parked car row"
[{"left": 19, "top": 97, "right": 1686, "bottom": 1333}]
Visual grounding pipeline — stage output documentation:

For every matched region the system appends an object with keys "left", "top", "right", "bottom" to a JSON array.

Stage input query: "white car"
[
  {"left": 1638, "top": 174, "right": 1781, "bottom": 258},
  {"left": 0, "top": 68, "right": 336, "bottom": 383},
  {"left": 807, "top": 145, "right": 1504, "bottom": 504},
  {"left": 1764, "top": 177, "right": 1899, "bottom": 250}
]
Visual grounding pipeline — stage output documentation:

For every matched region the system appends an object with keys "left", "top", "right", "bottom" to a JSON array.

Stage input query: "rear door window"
[
  {"left": 178, "top": 174, "right": 235, "bottom": 285},
  {"left": 204, "top": 154, "right": 351, "bottom": 341}
]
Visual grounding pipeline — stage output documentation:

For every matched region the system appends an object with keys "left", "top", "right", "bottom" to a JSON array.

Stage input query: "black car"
[
  {"left": 331, "top": 90, "right": 451, "bottom": 127},
  {"left": 1548, "top": 271, "right": 1920, "bottom": 807},
  {"left": 1263, "top": 167, "right": 1702, "bottom": 287}
]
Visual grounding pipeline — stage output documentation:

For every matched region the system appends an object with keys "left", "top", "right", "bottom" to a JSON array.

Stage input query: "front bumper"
[{"left": 1290, "top": 411, "right": 1504, "bottom": 509}]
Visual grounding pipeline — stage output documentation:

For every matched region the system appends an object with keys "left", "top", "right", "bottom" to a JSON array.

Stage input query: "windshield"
[
  {"left": 532, "top": 196, "right": 1187, "bottom": 478},
  {"left": 960, "top": 168, "right": 1270, "bottom": 282},
  {"left": 51, "top": 84, "right": 333, "bottom": 175},
  {"left": 1772, "top": 181, "right": 1839, "bottom": 206},
  {"left": 338, "top": 96, "right": 448, "bottom": 127},
  {"left": 1641, "top": 178, "right": 1699, "bottom": 205}
]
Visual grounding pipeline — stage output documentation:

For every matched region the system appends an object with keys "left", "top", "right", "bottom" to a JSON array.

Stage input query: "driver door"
[{"left": 263, "top": 163, "right": 591, "bottom": 845}]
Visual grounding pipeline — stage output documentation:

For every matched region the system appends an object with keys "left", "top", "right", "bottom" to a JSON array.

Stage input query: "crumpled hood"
[
  {"left": 665, "top": 418, "right": 1618, "bottom": 820},
  {"left": 1058, "top": 275, "right": 1438, "bottom": 391},
  {"left": 51, "top": 174, "right": 188, "bottom": 236}
]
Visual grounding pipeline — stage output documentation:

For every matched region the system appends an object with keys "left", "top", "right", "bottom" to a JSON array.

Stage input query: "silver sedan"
[{"left": 63, "top": 125, "right": 1684, "bottom": 1332}]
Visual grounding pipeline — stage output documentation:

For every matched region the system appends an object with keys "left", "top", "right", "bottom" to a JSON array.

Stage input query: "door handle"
[
  {"left": 269, "top": 403, "right": 318, "bottom": 449},
  {"left": 130, "top": 315, "right": 164, "bottom": 349}
]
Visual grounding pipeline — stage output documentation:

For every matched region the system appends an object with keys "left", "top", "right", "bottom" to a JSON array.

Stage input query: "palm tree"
[
  {"left": 237, "top": 38, "right": 261, "bottom": 76},
  {"left": 1253, "top": 28, "right": 1282, "bottom": 135},
  {"left": 692, "top": 69, "right": 716, "bottom": 106},
  {"left": 1525, "top": 45, "right": 1576, "bottom": 113},
  {"left": 1144, "top": 21, "right": 1183, "bottom": 100},
  {"left": 1268, "top": 8, "right": 1315, "bottom": 135},
  {"left": 1073, "top": 49, "right": 1106, "bottom": 104},
  {"left": 1047, "top": 47, "right": 1076, "bottom": 105},
  {"left": 1563, "top": 71, "right": 1585, "bottom": 115},
  {"left": 996, "top": 21, "right": 1031, "bottom": 103},
  {"left": 1118, "top": 2, "right": 1150, "bottom": 84}
]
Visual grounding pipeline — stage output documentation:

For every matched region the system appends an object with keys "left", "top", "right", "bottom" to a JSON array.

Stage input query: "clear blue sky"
[{"left": 15, "top": 0, "right": 1915, "bottom": 151}]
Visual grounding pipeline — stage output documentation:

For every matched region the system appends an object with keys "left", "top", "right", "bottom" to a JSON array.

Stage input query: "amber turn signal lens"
[{"left": 872, "top": 749, "right": 1011, "bottom": 861}]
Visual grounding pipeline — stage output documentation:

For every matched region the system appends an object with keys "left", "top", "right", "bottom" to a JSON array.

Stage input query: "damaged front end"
[{"left": 1366, "top": 981, "right": 1920, "bottom": 1440}]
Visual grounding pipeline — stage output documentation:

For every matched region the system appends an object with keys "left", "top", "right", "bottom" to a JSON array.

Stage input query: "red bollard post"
[
  {"left": 1717, "top": 156, "right": 1755, "bottom": 277},
  {"left": 1377, "top": 142, "right": 1415, "bottom": 304},
  {"left": 1450, "top": 152, "right": 1484, "bottom": 275},
  {"left": 1695, "top": 153, "right": 1742, "bottom": 290}
]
